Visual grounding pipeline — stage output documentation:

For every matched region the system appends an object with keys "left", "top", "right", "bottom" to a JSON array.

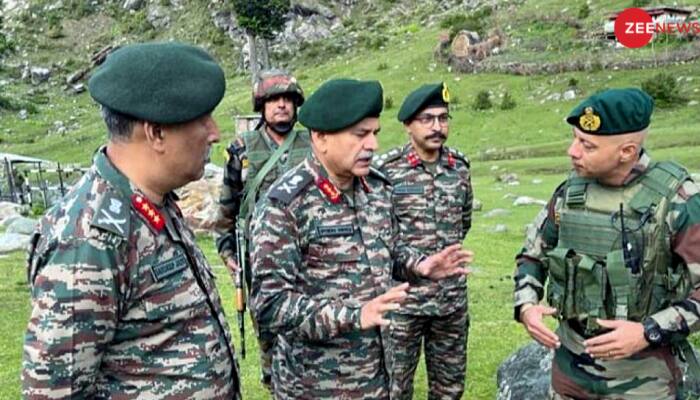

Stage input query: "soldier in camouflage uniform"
[
  {"left": 374, "top": 82, "right": 472, "bottom": 400},
  {"left": 216, "top": 69, "right": 309, "bottom": 389},
  {"left": 514, "top": 88, "right": 700, "bottom": 399},
  {"left": 22, "top": 42, "right": 240, "bottom": 399},
  {"left": 249, "top": 78, "right": 474, "bottom": 399}
]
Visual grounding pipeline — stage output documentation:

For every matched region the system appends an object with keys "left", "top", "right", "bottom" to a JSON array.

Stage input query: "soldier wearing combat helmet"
[{"left": 216, "top": 68, "right": 310, "bottom": 390}]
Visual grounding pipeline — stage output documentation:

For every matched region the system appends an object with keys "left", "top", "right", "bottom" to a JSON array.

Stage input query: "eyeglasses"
[{"left": 414, "top": 113, "right": 451, "bottom": 126}]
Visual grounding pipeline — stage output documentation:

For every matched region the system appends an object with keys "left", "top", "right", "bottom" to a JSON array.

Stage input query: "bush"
[
  {"left": 632, "top": 0, "right": 650, "bottom": 6},
  {"left": 472, "top": 90, "right": 492, "bottom": 111},
  {"left": 439, "top": 7, "right": 492, "bottom": 38},
  {"left": 384, "top": 96, "right": 394, "bottom": 110},
  {"left": 568, "top": 77, "right": 579, "bottom": 88},
  {"left": 641, "top": 73, "right": 687, "bottom": 108},
  {"left": 578, "top": 3, "right": 591, "bottom": 20},
  {"left": 377, "top": 62, "right": 388, "bottom": 71},
  {"left": 500, "top": 91, "right": 517, "bottom": 110}
]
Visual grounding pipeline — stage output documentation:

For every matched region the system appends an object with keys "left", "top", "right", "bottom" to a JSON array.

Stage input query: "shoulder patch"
[
  {"left": 268, "top": 168, "right": 314, "bottom": 205},
  {"left": 449, "top": 147, "right": 470, "bottom": 168},
  {"left": 368, "top": 166, "right": 392, "bottom": 187},
  {"left": 373, "top": 147, "right": 402, "bottom": 169},
  {"left": 91, "top": 191, "right": 130, "bottom": 238}
]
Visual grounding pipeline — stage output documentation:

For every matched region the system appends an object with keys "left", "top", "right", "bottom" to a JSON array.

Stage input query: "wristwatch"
[{"left": 642, "top": 318, "right": 664, "bottom": 347}]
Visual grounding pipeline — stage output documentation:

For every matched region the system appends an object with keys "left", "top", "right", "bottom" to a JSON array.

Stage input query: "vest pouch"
[
  {"left": 572, "top": 253, "right": 608, "bottom": 321},
  {"left": 546, "top": 247, "right": 574, "bottom": 318},
  {"left": 605, "top": 249, "right": 634, "bottom": 320}
]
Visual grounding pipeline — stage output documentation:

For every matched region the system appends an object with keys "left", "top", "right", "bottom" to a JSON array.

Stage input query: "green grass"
[{"left": 3, "top": 0, "right": 700, "bottom": 398}]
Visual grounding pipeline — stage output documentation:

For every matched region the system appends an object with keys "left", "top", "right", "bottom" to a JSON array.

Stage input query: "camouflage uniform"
[
  {"left": 514, "top": 152, "right": 700, "bottom": 399},
  {"left": 216, "top": 126, "right": 310, "bottom": 387},
  {"left": 249, "top": 154, "right": 426, "bottom": 399},
  {"left": 375, "top": 143, "right": 472, "bottom": 400},
  {"left": 23, "top": 148, "right": 240, "bottom": 399},
  {"left": 217, "top": 127, "right": 310, "bottom": 269}
]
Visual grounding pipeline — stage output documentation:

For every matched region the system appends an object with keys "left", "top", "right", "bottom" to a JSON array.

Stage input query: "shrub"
[
  {"left": 439, "top": 7, "right": 492, "bottom": 38},
  {"left": 641, "top": 73, "right": 687, "bottom": 108},
  {"left": 500, "top": 91, "right": 517, "bottom": 110},
  {"left": 472, "top": 90, "right": 492, "bottom": 111},
  {"left": 578, "top": 3, "right": 591, "bottom": 20},
  {"left": 384, "top": 96, "right": 394, "bottom": 110},
  {"left": 568, "top": 77, "right": 579, "bottom": 88}
]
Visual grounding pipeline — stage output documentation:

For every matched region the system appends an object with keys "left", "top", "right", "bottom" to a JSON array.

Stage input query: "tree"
[
  {"left": 0, "top": 0, "right": 10, "bottom": 58},
  {"left": 231, "top": 0, "right": 290, "bottom": 81}
]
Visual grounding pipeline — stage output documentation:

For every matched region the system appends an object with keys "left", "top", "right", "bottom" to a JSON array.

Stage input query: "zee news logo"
[{"left": 615, "top": 7, "right": 699, "bottom": 48}]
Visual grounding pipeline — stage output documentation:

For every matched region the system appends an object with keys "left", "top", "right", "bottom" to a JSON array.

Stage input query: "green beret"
[
  {"left": 397, "top": 82, "right": 450, "bottom": 122},
  {"left": 88, "top": 42, "right": 225, "bottom": 124},
  {"left": 298, "top": 79, "right": 383, "bottom": 132},
  {"left": 566, "top": 88, "right": 654, "bottom": 135}
]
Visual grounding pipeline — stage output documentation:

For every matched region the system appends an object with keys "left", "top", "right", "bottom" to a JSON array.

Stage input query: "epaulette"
[
  {"left": 368, "top": 166, "right": 392, "bottom": 187},
  {"left": 372, "top": 147, "right": 403, "bottom": 169},
  {"left": 91, "top": 191, "right": 131, "bottom": 239},
  {"left": 448, "top": 147, "right": 470, "bottom": 168},
  {"left": 268, "top": 167, "right": 314, "bottom": 205}
]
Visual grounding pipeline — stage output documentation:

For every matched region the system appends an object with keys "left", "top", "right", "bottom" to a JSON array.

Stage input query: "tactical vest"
[
  {"left": 240, "top": 129, "right": 310, "bottom": 230},
  {"left": 546, "top": 161, "right": 691, "bottom": 335}
]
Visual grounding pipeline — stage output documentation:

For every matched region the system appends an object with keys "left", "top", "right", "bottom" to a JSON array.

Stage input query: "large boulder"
[
  {"left": 6, "top": 216, "right": 38, "bottom": 235},
  {"left": 0, "top": 202, "right": 24, "bottom": 224},
  {"left": 0, "top": 233, "right": 31, "bottom": 254},
  {"left": 176, "top": 163, "right": 224, "bottom": 234},
  {"left": 497, "top": 341, "right": 553, "bottom": 400}
]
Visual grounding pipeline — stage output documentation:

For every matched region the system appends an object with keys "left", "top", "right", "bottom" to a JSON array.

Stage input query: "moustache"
[{"left": 426, "top": 132, "right": 447, "bottom": 141}]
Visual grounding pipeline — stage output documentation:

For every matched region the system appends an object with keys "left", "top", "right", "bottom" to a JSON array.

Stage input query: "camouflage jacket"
[
  {"left": 216, "top": 126, "right": 310, "bottom": 260},
  {"left": 513, "top": 152, "right": 700, "bottom": 396},
  {"left": 249, "top": 154, "right": 426, "bottom": 399},
  {"left": 23, "top": 148, "right": 240, "bottom": 400},
  {"left": 374, "top": 143, "right": 472, "bottom": 316}
]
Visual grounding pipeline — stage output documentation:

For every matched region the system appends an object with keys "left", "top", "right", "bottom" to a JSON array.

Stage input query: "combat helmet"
[{"left": 252, "top": 69, "right": 304, "bottom": 112}]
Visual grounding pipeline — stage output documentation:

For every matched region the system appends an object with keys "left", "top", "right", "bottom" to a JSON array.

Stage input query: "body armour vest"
[
  {"left": 240, "top": 129, "right": 311, "bottom": 233},
  {"left": 546, "top": 161, "right": 692, "bottom": 335}
]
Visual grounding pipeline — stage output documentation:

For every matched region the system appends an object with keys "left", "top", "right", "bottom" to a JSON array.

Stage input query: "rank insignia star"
[
  {"left": 131, "top": 194, "right": 166, "bottom": 232},
  {"left": 315, "top": 176, "right": 342, "bottom": 204}
]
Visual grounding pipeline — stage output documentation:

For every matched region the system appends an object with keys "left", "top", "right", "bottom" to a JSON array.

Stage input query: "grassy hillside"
[{"left": 1, "top": 0, "right": 700, "bottom": 399}]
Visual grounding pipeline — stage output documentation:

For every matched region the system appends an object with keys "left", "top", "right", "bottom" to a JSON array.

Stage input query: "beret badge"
[
  {"left": 442, "top": 83, "right": 450, "bottom": 103},
  {"left": 579, "top": 106, "right": 601, "bottom": 132}
]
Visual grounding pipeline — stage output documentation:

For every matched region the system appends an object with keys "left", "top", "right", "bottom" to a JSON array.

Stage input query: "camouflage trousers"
[
  {"left": 390, "top": 307, "right": 469, "bottom": 400},
  {"left": 550, "top": 322, "right": 682, "bottom": 400}
]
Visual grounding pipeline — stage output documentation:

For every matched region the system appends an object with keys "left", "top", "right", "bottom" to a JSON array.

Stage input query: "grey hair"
[{"left": 100, "top": 106, "right": 138, "bottom": 141}]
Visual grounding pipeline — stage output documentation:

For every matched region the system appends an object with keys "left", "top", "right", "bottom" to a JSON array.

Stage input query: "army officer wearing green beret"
[
  {"left": 249, "top": 78, "right": 474, "bottom": 399},
  {"left": 22, "top": 42, "right": 241, "bottom": 399},
  {"left": 374, "top": 82, "right": 472, "bottom": 400},
  {"left": 514, "top": 88, "right": 700, "bottom": 399}
]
